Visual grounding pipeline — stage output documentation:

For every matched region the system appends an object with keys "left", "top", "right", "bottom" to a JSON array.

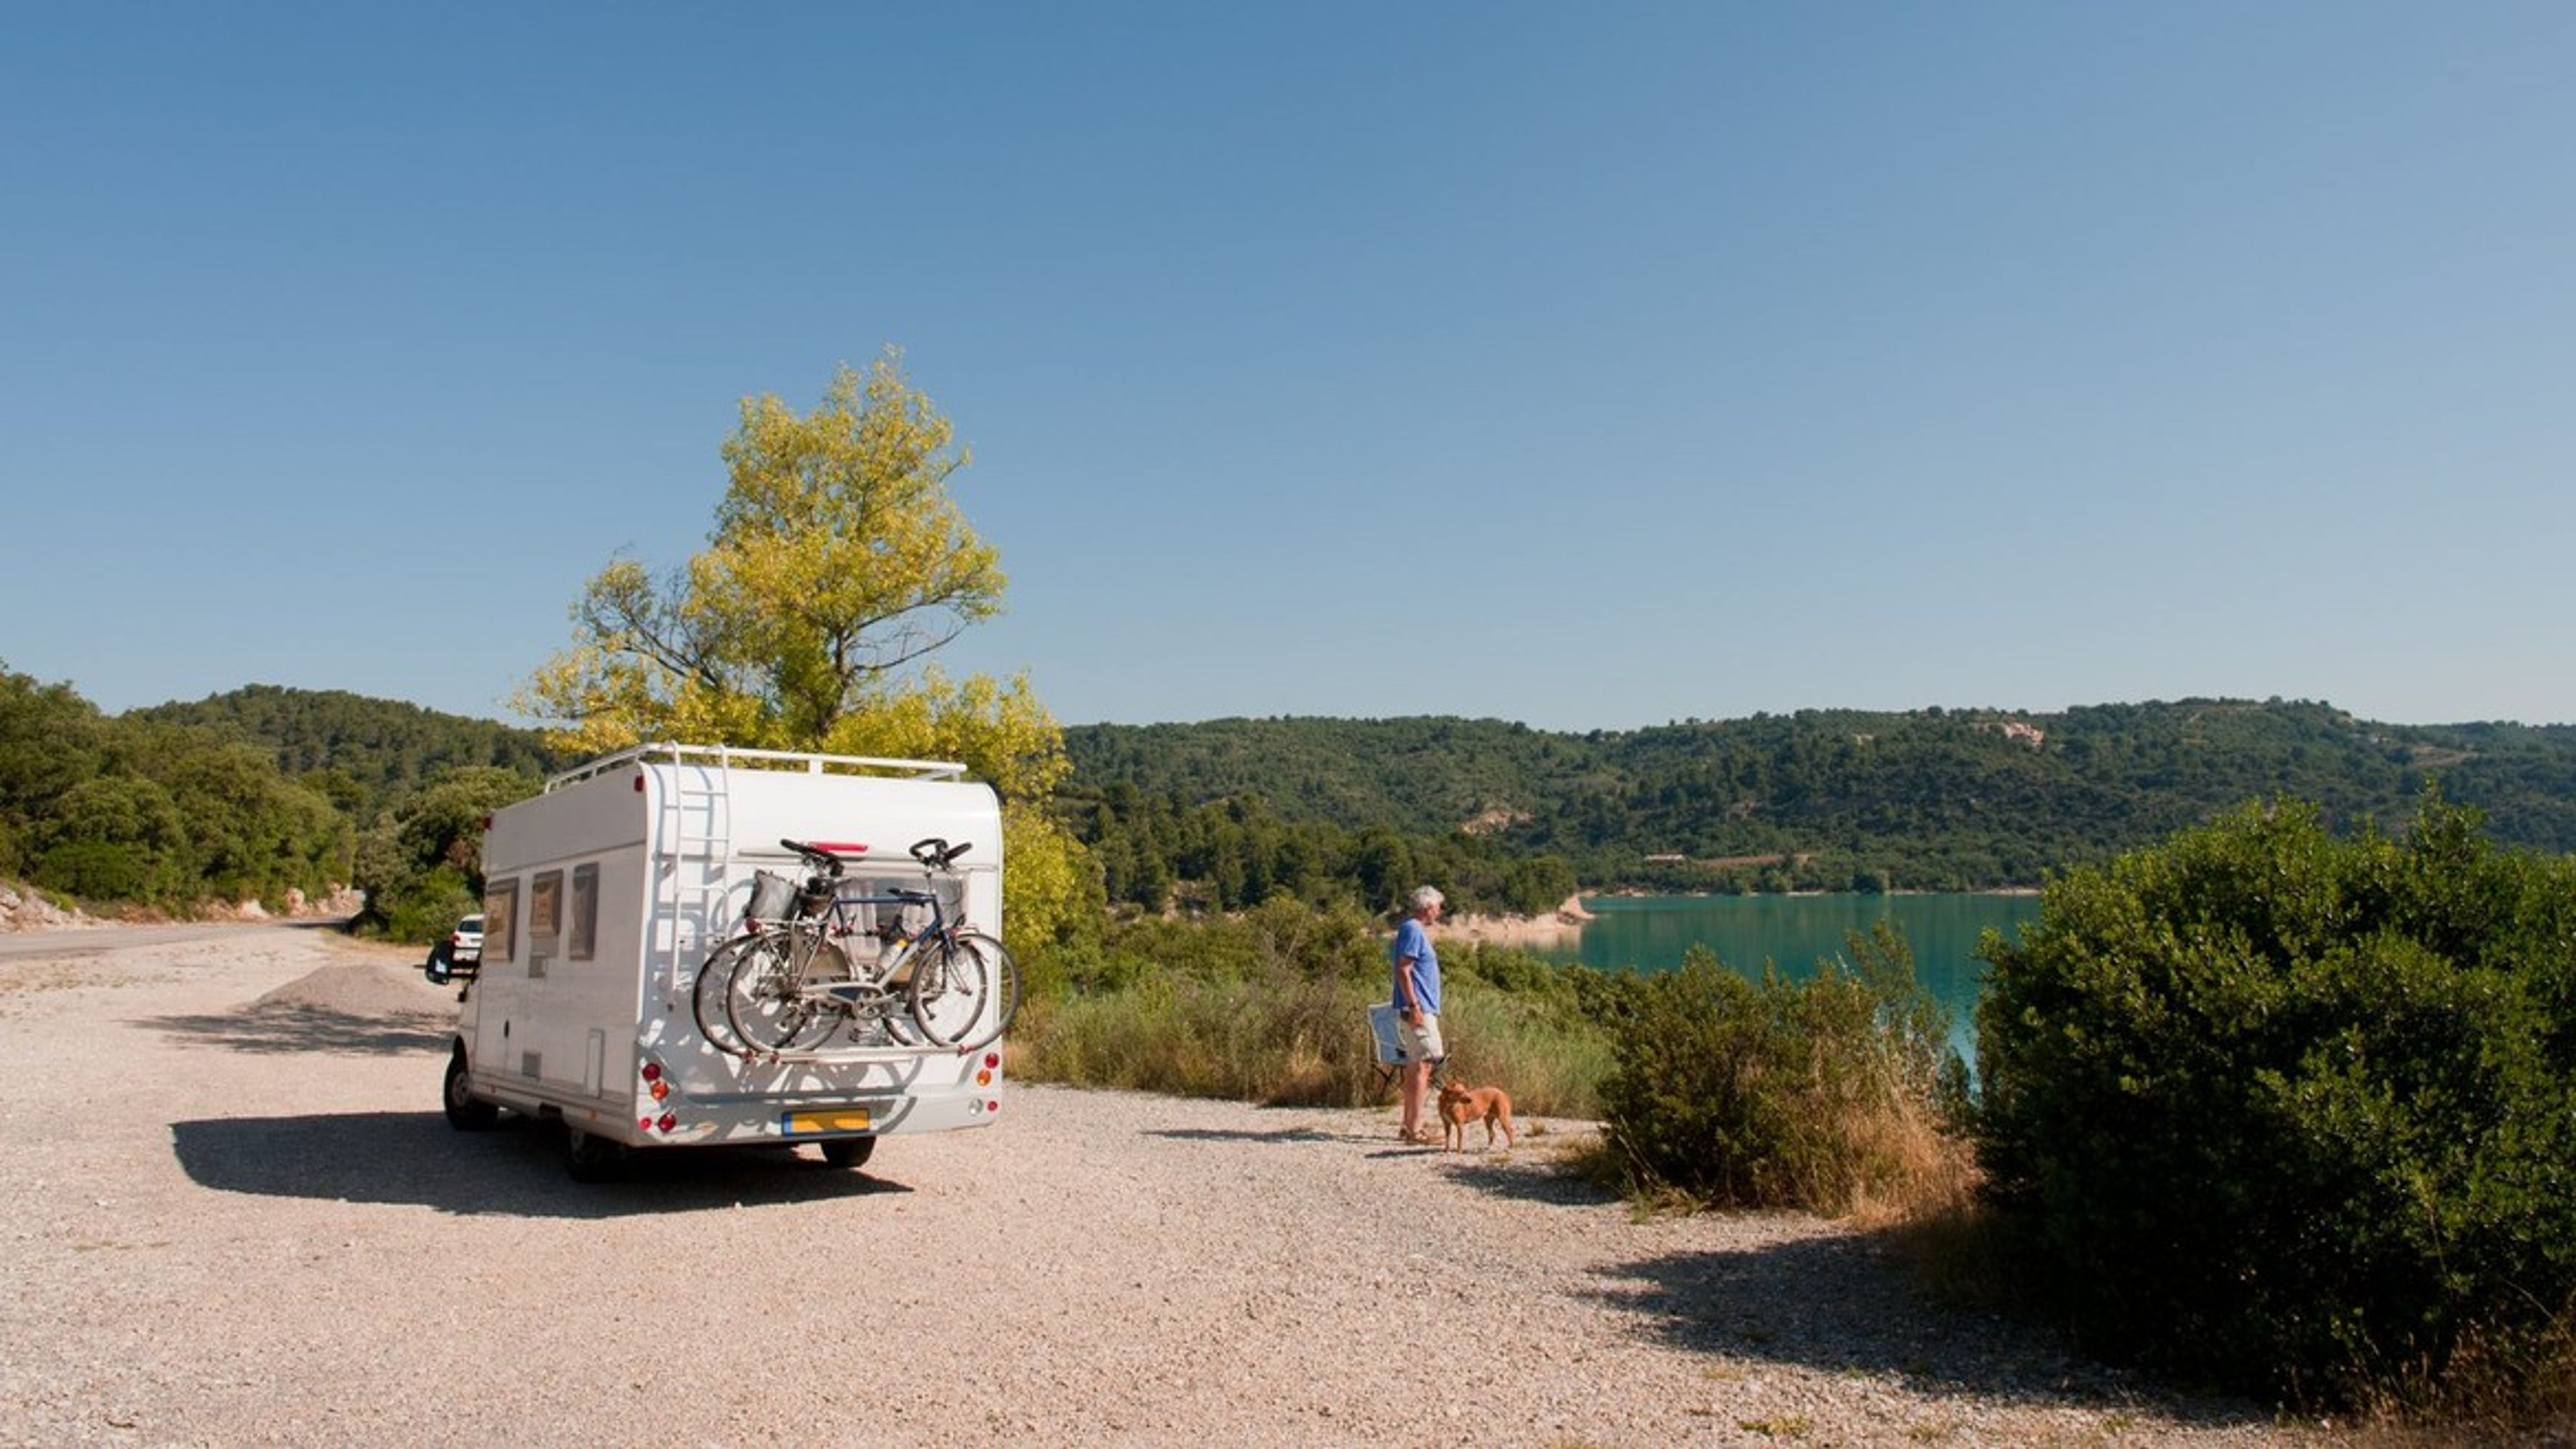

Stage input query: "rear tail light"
[{"left": 641, "top": 1058, "right": 675, "bottom": 1124}]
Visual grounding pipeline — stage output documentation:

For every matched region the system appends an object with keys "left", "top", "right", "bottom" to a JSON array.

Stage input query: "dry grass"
[
  {"left": 1840, "top": 1087, "right": 1983, "bottom": 1230},
  {"left": 2328, "top": 1318, "right": 2576, "bottom": 1448},
  {"left": 1013, "top": 964, "right": 1615, "bottom": 1117}
]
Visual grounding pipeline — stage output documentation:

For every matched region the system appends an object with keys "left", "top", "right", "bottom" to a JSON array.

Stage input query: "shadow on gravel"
[
  {"left": 140, "top": 1006, "right": 451, "bottom": 1055},
  {"left": 1142, "top": 1122, "right": 1625, "bottom": 1208},
  {"left": 1146, "top": 1126, "right": 1342, "bottom": 1145},
  {"left": 169, "top": 1112, "right": 914, "bottom": 1220},
  {"left": 1161, "top": 1128, "right": 1461, "bottom": 1165},
  {"left": 1582, "top": 1236, "right": 2273, "bottom": 1432},
  {"left": 1436, "top": 1156, "right": 1617, "bottom": 1208}
]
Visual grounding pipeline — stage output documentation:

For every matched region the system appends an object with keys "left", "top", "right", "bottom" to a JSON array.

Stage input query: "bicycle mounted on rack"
[{"left": 692, "top": 835, "right": 1021, "bottom": 1059}]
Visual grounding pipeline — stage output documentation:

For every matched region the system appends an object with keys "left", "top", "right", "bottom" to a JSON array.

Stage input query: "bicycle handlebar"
[
  {"left": 781, "top": 838, "right": 863, "bottom": 877},
  {"left": 786, "top": 837, "right": 971, "bottom": 874}
]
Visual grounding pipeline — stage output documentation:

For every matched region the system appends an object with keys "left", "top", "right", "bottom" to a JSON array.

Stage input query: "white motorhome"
[{"left": 440, "top": 743, "right": 1009, "bottom": 1179}]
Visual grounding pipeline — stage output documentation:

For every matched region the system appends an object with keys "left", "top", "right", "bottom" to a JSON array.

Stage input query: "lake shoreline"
[
  {"left": 1581, "top": 885, "right": 2043, "bottom": 901},
  {"left": 1429, "top": 886, "right": 2045, "bottom": 951},
  {"left": 1424, "top": 892, "right": 1595, "bottom": 950}
]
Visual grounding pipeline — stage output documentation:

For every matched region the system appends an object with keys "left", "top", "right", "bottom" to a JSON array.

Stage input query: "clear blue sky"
[{"left": 7, "top": 3, "right": 2573, "bottom": 731}]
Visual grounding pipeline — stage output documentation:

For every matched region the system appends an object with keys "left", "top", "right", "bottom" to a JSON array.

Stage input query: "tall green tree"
[
  {"left": 353, "top": 765, "right": 537, "bottom": 940},
  {"left": 138, "top": 733, "right": 347, "bottom": 903},
  {"left": 0, "top": 663, "right": 109, "bottom": 877},
  {"left": 34, "top": 775, "right": 187, "bottom": 900},
  {"left": 517, "top": 350, "right": 1093, "bottom": 955}
]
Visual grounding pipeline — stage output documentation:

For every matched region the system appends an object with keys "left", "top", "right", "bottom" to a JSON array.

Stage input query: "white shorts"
[{"left": 1397, "top": 1012, "right": 1444, "bottom": 1063}]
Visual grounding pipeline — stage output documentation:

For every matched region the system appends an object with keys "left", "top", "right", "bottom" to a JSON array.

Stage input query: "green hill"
[
  {"left": 19, "top": 672, "right": 2575, "bottom": 916},
  {"left": 1067, "top": 700, "right": 2576, "bottom": 892},
  {"left": 129, "top": 685, "right": 570, "bottom": 818}
]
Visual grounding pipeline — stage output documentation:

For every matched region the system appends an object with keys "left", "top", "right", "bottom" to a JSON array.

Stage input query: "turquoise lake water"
[{"left": 1525, "top": 893, "right": 2045, "bottom": 1058}]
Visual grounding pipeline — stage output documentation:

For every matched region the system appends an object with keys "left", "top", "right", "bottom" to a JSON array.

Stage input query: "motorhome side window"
[
  {"left": 568, "top": 863, "right": 597, "bottom": 961},
  {"left": 530, "top": 871, "right": 561, "bottom": 943},
  {"left": 527, "top": 870, "right": 563, "bottom": 979},
  {"left": 484, "top": 878, "right": 519, "bottom": 965}
]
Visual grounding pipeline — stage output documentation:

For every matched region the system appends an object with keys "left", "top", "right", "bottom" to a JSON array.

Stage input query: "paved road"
[{"left": 0, "top": 916, "right": 358, "bottom": 961}]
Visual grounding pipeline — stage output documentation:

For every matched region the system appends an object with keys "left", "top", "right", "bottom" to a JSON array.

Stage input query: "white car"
[{"left": 425, "top": 914, "right": 484, "bottom": 985}]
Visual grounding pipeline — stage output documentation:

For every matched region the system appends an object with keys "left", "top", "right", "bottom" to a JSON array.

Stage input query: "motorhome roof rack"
[{"left": 545, "top": 741, "right": 971, "bottom": 793}]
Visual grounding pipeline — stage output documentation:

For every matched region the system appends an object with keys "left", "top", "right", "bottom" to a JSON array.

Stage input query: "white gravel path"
[{"left": 0, "top": 925, "right": 2315, "bottom": 1448}]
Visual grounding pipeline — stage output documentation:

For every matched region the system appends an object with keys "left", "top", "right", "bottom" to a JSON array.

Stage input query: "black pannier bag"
[{"left": 746, "top": 869, "right": 799, "bottom": 924}]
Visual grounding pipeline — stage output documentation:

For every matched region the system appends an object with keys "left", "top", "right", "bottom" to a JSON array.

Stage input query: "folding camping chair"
[{"left": 1366, "top": 1000, "right": 1447, "bottom": 1096}]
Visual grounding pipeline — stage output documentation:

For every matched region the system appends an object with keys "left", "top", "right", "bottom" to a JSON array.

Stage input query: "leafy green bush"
[
  {"left": 1594, "top": 924, "right": 1965, "bottom": 1214},
  {"left": 352, "top": 765, "right": 540, "bottom": 939},
  {"left": 1974, "top": 793, "right": 2576, "bottom": 1403},
  {"left": 144, "top": 736, "right": 348, "bottom": 905},
  {"left": 33, "top": 775, "right": 189, "bottom": 901},
  {"left": 0, "top": 666, "right": 109, "bottom": 879}
]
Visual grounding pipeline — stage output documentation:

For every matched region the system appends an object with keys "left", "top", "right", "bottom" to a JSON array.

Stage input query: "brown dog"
[{"left": 1436, "top": 1082, "right": 1515, "bottom": 1153}]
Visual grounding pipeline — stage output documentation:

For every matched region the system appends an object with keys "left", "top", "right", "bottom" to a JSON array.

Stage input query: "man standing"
[{"left": 1390, "top": 885, "right": 1446, "bottom": 1144}]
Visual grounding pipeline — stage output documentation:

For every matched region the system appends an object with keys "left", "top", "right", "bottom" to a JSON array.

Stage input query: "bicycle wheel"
[
  {"left": 951, "top": 930, "right": 1021, "bottom": 1051},
  {"left": 908, "top": 932, "right": 1020, "bottom": 1050},
  {"left": 692, "top": 934, "right": 761, "bottom": 1054},
  {"left": 904, "top": 934, "right": 988, "bottom": 1048},
  {"left": 725, "top": 932, "right": 849, "bottom": 1056}
]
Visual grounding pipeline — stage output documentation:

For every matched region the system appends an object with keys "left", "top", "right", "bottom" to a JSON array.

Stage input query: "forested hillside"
[
  {"left": 1, "top": 674, "right": 566, "bottom": 927},
  {"left": 15, "top": 670, "right": 2576, "bottom": 924},
  {"left": 119, "top": 687, "right": 572, "bottom": 935},
  {"left": 131, "top": 685, "right": 570, "bottom": 818},
  {"left": 0, "top": 668, "right": 352, "bottom": 908},
  {"left": 1069, "top": 700, "right": 2576, "bottom": 892}
]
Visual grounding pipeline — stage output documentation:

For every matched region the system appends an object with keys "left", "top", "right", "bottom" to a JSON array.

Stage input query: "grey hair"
[{"left": 1407, "top": 885, "right": 1445, "bottom": 912}]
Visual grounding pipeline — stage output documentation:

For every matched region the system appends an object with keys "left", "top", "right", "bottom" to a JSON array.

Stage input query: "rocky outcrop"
[
  {"left": 221, "top": 886, "right": 362, "bottom": 920},
  {"left": 1, "top": 881, "right": 363, "bottom": 932},
  {"left": 0, "top": 883, "right": 99, "bottom": 932},
  {"left": 1426, "top": 893, "right": 1595, "bottom": 950}
]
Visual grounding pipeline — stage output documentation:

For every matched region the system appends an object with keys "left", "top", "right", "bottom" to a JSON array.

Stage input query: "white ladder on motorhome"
[{"left": 648, "top": 750, "right": 735, "bottom": 1000}]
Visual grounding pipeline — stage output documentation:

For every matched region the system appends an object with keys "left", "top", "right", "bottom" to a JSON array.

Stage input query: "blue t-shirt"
[{"left": 1389, "top": 917, "right": 1442, "bottom": 1016}]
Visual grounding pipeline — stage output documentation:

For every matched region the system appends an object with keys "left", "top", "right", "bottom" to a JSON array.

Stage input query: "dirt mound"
[{"left": 253, "top": 962, "right": 451, "bottom": 1018}]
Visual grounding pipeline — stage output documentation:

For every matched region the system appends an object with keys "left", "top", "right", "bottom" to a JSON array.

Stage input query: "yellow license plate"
[{"left": 782, "top": 1109, "right": 871, "bottom": 1136}]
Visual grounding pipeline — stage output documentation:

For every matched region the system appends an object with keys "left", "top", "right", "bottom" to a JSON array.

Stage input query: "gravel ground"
[{"left": 0, "top": 925, "right": 2318, "bottom": 1448}]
